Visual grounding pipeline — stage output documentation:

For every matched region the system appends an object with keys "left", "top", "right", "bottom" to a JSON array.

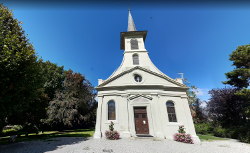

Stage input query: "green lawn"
[
  {"left": 0, "top": 128, "right": 95, "bottom": 145},
  {"left": 197, "top": 134, "right": 229, "bottom": 141}
]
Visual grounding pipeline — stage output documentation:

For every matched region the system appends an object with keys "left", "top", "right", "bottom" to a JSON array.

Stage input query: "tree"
[
  {"left": 222, "top": 44, "right": 250, "bottom": 121},
  {"left": 46, "top": 69, "right": 97, "bottom": 130},
  {"left": 235, "top": 88, "right": 250, "bottom": 119},
  {"left": 194, "top": 98, "right": 207, "bottom": 123},
  {"left": 6, "top": 59, "right": 65, "bottom": 129},
  {"left": 182, "top": 78, "right": 199, "bottom": 119},
  {"left": 181, "top": 77, "right": 208, "bottom": 123},
  {"left": 0, "top": 4, "right": 44, "bottom": 132},
  {"left": 38, "top": 59, "right": 65, "bottom": 101},
  {"left": 222, "top": 44, "right": 250, "bottom": 89},
  {"left": 206, "top": 87, "right": 245, "bottom": 127}
]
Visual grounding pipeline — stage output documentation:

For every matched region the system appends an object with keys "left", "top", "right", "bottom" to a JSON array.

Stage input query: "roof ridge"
[{"left": 96, "top": 66, "right": 187, "bottom": 88}]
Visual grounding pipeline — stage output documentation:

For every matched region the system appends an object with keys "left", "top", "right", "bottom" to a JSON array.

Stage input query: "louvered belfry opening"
[
  {"left": 131, "top": 39, "right": 139, "bottom": 50},
  {"left": 133, "top": 54, "right": 139, "bottom": 65}
]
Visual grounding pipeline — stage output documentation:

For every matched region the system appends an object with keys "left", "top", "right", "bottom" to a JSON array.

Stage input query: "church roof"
[
  {"left": 96, "top": 66, "right": 189, "bottom": 89},
  {"left": 127, "top": 8, "right": 136, "bottom": 31}
]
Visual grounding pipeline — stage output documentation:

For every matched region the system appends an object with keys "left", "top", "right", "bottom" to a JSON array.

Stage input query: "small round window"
[{"left": 134, "top": 74, "right": 142, "bottom": 82}]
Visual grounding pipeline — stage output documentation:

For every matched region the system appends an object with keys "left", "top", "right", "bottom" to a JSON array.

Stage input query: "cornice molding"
[{"left": 96, "top": 66, "right": 188, "bottom": 89}]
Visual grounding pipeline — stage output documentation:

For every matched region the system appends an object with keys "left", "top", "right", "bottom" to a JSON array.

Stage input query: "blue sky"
[{"left": 3, "top": 1, "right": 250, "bottom": 102}]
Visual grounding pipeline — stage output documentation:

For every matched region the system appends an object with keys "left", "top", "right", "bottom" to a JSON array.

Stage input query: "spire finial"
[{"left": 128, "top": 4, "right": 130, "bottom": 11}]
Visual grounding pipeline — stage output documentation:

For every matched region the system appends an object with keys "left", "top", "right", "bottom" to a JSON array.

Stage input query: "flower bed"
[
  {"left": 105, "top": 130, "right": 120, "bottom": 140},
  {"left": 173, "top": 125, "right": 194, "bottom": 144},
  {"left": 174, "top": 133, "right": 194, "bottom": 144},
  {"left": 105, "top": 121, "right": 120, "bottom": 140}
]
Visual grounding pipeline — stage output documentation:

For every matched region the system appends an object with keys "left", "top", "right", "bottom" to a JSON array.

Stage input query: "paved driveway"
[{"left": 0, "top": 137, "right": 250, "bottom": 153}]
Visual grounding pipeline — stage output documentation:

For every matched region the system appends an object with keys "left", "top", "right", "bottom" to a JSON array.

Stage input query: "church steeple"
[
  {"left": 120, "top": 8, "right": 147, "bottom": 50},
  {"left": 127, "top": 7, "right": 136, "bottom": 31}
]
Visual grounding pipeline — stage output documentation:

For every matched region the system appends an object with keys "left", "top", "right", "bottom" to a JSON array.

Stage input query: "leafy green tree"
[
  {"left": 236, "top": 88, "right": 250, "bottom": 118},
  {"left": 6, "top": 60, "right": 65, "bottom": 128},
  {"left": 0, "top": 4, "right": 44, "bottom": 132},
  {"left": 38, "top": 59, "right": 65, "bottom": 101},
  {"left": 46, "top": 69, "right": 97, "bottom": 131},
  {"left": 182, "top": 78, "right": 207, "bottom": 123}
]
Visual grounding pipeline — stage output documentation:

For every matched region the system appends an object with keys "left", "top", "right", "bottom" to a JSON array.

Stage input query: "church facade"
[{"left": 94, "top": 9, "right": 200, "bottom": 143}]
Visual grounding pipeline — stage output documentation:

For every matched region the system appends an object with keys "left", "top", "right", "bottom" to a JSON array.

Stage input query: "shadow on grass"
[
  {"left": 0, "top": 129, "right": 94, "bottom": 153},
  {"left": 0, "top": 137, "right": 89, "bottom": 153},
  {"left": 0, "top": 128, "right": 94, "bottom": 144}
]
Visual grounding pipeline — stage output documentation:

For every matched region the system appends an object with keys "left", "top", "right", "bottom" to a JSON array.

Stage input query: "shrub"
[
  {"left": 178, "top": 125, "right": 186, "bottom": 134},
  {"left": 12, "top": 125, "right": 23, "bottom": 131},
  {"left": 20, "top": 123, "right": 38, "bottom": 133},
  {"left": 194, "top": 123, "right": 214, "bottom": 135},
  {"left": 213, "top": 127, "right": 227, "bottom": 138},
  {"left": 239, "top": 131, "right": 250, "bottom": 143},
  {"left": 2, "top": 129, "right": 17, "bottom": 137},
  {"left": 173, "top": 125, "right": 194, "bottom": 144},
  {"left": 174, "top": 133, "right": 194, "bottom": 144},
  {"left": 105, "top": 121, "right": 120, "bottom": 140},
  {"left": 105, "top": 130, "right": 120, "bottom": 140},
  {"left": 109, "top": 121, "right": 114, "bottom": 131},
  {"left": 224, "top": 126, "right": 241, "bottom": 139}
]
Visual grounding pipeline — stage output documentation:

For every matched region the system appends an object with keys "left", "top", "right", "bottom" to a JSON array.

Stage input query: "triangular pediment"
[
  {"left": 96, "top": 66, "right": 188, "bottom": 90},
  {"left": 128, "top": 94, "right": 153, "bottom": 100}
]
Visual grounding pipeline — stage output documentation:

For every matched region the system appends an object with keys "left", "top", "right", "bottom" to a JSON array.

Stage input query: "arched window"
[
  {"left": 166, "top": 101, "right": 177, "bottom": 122},
  {"left": 133, "top": 54, "right": 139, "bottom": 65},
  {"left": 108, "top": 101, "right": 116, "bottom": 120},
  {"left": 131, "top": 39, "right": 139, "bottom": 50}
]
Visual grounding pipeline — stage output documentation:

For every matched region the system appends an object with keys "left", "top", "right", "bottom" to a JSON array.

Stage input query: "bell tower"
[{"left": 120, "top": 8, "right": 148, "bottom": 52}]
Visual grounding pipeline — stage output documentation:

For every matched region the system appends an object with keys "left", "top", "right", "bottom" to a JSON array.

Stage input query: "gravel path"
[{"left": 0, "top": 137, "right": 250, "bottom": 153}]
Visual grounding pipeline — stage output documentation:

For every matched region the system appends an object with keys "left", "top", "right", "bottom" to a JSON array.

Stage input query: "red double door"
[{"left": 134, "top": 107, "right": 149, "bottom": 134}]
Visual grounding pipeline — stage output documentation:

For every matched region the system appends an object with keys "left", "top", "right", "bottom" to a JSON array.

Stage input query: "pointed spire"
[{"left": 127, "top": 7, "right": 137, "bottom": 31}]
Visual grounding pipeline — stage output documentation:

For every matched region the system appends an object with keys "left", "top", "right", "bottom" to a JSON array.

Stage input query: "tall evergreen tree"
[
  {"left": 222, "top": 44, "right": 250, "bottom": 89},
  {"left": 222, "top": 44, "right": 250, "bottom": 121}
]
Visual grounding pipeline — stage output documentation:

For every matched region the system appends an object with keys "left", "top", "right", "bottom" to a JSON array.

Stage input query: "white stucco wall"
[
  {"left": 94, "top": 85, "right": 200, "bottom": 143},
  {"left": 94, "top": 67, "right": 200, "bottom": 143},
  {"left": 94, "top": 30, "right": 200, "bottom": 143}
]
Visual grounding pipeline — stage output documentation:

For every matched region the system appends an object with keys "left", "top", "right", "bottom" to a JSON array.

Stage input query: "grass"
[
  {"left": 197, "top": 134, "right": 229, "bottom": 141},
  {"left": 0, "top": 128, "right": 95, "bottom": 145}
]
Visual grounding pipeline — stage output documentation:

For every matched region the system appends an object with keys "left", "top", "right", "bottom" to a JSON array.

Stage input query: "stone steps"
[{"left": 129, "top": 135, "right": 163, "bottom": 141}]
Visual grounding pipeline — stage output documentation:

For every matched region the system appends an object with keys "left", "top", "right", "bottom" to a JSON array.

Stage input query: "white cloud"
[
  {"left": 192, "top": 88, "right": 209, "bottom": 96},
  {"left": 192, "top": 88, "right": 211, "bottom": 102}
]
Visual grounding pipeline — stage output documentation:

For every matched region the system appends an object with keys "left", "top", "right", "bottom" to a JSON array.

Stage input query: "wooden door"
[{"left": 134, "top": 107, "right": 149, "bottom": 134}]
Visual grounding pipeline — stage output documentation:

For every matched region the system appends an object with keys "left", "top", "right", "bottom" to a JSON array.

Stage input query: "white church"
[{"left": 94, "top": 9, "right": 200, "bottom": 143}]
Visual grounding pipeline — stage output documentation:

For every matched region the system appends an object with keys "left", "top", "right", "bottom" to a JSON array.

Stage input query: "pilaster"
[
  {"left": 93, "top": 95, "right": 103, "bottom": 138},
  {"left": 121, "top": 94, "right": 131, "bottom": 137},
  {"left": 154, "top": 94, "right": 165, "bottom": 138}
]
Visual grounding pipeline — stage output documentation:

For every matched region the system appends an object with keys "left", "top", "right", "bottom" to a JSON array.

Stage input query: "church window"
[
  {"left": 133, "top": 54, "right": 139, "bottom": 65},
  {"left": 108, "top": 101, "right": 116, "bottom": 120},
  {"left": 134, "top": 74, "right": 142, "bottom": 82},
  {"left": 166, "top": 101, "right": 177, "bottom": 122},
  {"left": 131, "top": 39, "right": 139, "bottom": 50}
]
